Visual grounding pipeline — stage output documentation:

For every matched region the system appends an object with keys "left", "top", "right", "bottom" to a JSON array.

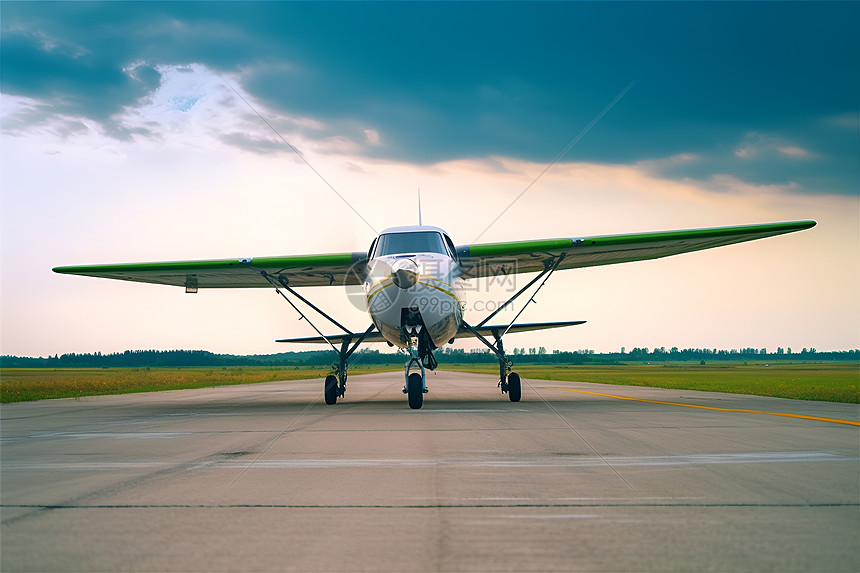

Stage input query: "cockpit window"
[{"left": 374, "top": 231, "right": 449, "bottom": 257}]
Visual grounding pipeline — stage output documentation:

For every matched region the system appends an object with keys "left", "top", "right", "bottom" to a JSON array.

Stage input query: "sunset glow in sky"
[{"left": 2, "top": 2, "right": 858, "bottom": 357}]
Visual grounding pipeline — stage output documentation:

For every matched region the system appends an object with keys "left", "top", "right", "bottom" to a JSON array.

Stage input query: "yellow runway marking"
[{"left": 548, "top": 387, "right": 860, "bottom": 426}]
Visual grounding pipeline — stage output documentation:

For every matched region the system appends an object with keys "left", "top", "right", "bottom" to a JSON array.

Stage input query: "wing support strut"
[
  {"left": 464, "top": 254, "right": 566, "bottom": 397},
  {"left": 257, "top": 269, "right": 375, "bottom": 401},
  {"left": 260, "top": 271, "right": 354, "bottom": 335},
  {"left": 258, "top": 270, "right": 343, "bottom": 354}
]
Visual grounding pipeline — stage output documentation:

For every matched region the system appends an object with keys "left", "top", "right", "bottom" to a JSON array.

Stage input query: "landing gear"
[
  {"left": 324, "top": 375, "right": 339, "bottom": 405},
  {"left": 497, "top": 357, "right": 521, "bottom": 402},
  {"left": 407, "top": 372, "right": 424, "bottom": 409},
  {"left": 507, "top": 372, "right": 522, "bottom": 402},
  {"left": 461, "top": 321, "right": 523, "bottom": 403},
  {"left": 403, "top": 349, "right": 428, "bottom": 410},
  {"left": 402, "top": 328, "right": 430, "bottom": 409},
  {"left": 259, "top": 270, "right": 378, "bottom": 407},
  {"left": 323, "top": 342, "right": 352, "bottom": 405},
  {"left": 322, "top": 341, "right": 351, "bottom": 405}
]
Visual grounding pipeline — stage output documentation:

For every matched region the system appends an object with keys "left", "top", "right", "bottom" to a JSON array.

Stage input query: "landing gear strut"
[
  {"left": 461, "top": 322, "right": 522, "bottom": 402},
  {"left": 495, "top": 336, "right": 521, "bottom": 402},
  {"left": 258, "top": 269, "right": 378, "bottom": 407},
  {"left": 321, "top": 328, "right": 378, "bottom": 405},
  {"left": 323, "top": 338, "right": 352, "bottom": 404},
  {"left": 402, "top": 331, "right": 430, "bottom": 410},
  {"left": 463, "top": 254, "right": 567, "bottom": 402}
]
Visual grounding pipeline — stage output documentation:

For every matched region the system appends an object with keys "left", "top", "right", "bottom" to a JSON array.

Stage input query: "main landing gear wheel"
[
  {"left": 324, "top": 375, "right": 338, "bottom": 405},
  {"left": 507, "top": 372, "right": 521, "bottom": 402},
  {"left": 407, "top": 372, "right": 424, "bottom": 410}
]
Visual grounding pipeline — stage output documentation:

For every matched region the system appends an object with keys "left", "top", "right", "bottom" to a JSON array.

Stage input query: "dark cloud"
[{"left": 2, "top": 2, "right": 857, "bottom": 194}]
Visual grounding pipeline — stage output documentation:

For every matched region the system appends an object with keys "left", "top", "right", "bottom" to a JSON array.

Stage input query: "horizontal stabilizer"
[
  {"left": 456, "top": 320, "right": 586, "bottom": 340},
  {"left": 276, "top": 320, "right": 585, "bottom": 344},
  {"left": 276, "top": 331, "right": 389, "bottom": 344}
]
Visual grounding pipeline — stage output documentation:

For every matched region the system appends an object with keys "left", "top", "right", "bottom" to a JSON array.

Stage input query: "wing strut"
[
  {"left": 476, "top": 263, "right": 552, "bottom": 327},
  {"left": 259, "top": 270, "right": 342, "bottom": 354},
  {"left": 259, "top": 270, "right": 354, "bottom": 336},
  {"left": 497, "top": 254, "right": 565, "bottom": 337}
]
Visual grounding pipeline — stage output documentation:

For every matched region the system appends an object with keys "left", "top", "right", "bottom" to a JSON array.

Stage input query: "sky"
[{"left": 1, "top": 1, "right": 858, "bottom": 358}]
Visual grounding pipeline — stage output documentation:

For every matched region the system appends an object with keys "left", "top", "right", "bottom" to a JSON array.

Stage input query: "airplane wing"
[
  {"left": 276, "top": 320, "right": 586, "bottom": 344},
  {"left": 457, "top": 220, "right": 816, "bottom": 279},
  {"left": 53, "top": 252, "right": 368, "bottom": 289},
  {"left": 54, "top": 221, "right": 816, "bottom": 288}
]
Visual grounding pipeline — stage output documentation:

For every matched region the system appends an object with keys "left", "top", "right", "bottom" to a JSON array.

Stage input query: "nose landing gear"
[
  {"left": 402, "top": 331, "right": 430, "bottom": 410},
  {"left": 406, "top": 371, "right": 425, "bottom": 409}
]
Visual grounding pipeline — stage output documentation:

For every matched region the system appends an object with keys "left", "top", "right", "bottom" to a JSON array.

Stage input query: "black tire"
[
  {"left": 508, "top": 372, "right": 521, "bottom": 402},
  {"left": 407, "top": 372, "right": 424, "bottom": 409},
  {"left": 324, "top": 375, "right": 338, "bottom": 405}
]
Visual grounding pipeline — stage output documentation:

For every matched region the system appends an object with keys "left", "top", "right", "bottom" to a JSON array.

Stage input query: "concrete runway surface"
[{"left": 2, "top": 371, "right": 858, "bottom": 572}]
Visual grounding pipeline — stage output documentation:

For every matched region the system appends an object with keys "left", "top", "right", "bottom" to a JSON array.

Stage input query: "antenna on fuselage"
[{"left": 418, "top": 187, "right": 423, "bottom": 226}]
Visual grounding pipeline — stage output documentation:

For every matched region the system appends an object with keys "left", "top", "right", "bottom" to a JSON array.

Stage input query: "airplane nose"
[
  {"left": 393, "top": 268, "right": 418, "bottom": 289},
  {"left": 391, "top": 259, "right": 419, "bottom": 289}
]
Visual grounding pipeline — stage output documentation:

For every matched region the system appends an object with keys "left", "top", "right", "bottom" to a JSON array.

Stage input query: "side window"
[
  {"left": 367, "top": 237, "right": 378, "bottom": 259},
  {"left": 443, "top": 234, "right": 458, "bottom": 260}
]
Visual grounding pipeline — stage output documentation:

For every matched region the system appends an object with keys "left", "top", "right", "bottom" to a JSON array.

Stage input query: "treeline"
[
  {"left": 2, "top": 346, "right": 857, "bottom": 368},
  {"left": 0, "top": 349, "right": 405, "bottom": 369},
  {"left": 613, "top": 347, "right": 859, "bottom": 362},
  {"left": 440, "top": 347, "right": 859, "bottom": 364}
]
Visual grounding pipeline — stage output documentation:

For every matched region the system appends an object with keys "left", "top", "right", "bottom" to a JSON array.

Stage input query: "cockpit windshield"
[{"left": 374, "top": 231, "right": 449, "bottom": 257}]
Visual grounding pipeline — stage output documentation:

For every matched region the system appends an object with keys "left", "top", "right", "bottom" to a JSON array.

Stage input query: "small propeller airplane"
[{"left": 54, "top": 218, "right": 815, "bottom": 408}]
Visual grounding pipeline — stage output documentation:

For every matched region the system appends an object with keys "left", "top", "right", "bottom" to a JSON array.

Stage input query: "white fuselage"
[{"left": 363, "top": 226, "right": 464, "bottom": 349}]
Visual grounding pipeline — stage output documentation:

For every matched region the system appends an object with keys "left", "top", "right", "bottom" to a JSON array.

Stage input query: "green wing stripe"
[
  {"left": 465, "top": 238, "right": 574, "bottom": 257},
  {"left": 579, "top": 220, "right": 816, "bottom": 247},
  {"left": 53, "top": 252, "right": 366, "bottom": 289},
  {"left": 458, "top": 220, "right": 816, "bottom": 278}
]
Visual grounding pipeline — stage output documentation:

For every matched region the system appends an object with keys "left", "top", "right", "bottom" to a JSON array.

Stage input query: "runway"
[{"left": 2, "top": 371, "right": 858, "bottom": 572}]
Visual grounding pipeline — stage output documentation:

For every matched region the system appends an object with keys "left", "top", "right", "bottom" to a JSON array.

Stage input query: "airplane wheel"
[
  {"left": 407, "top": 372, "right": 424, "bottom": 410},
  {"left": 324, "top": 375, "right": 338, "bottom": 405},
  {"left": 508, "top": 372, "right": 521, "bottom": 402}
]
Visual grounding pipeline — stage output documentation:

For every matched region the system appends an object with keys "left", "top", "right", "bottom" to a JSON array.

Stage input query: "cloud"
[
  {"left": 364, "top": 129, "right": 381, "bottom": 146},
  {"left": 635, "top": 153, "right": 699, "bottom": 173},
  {"left": 3, "top": 90, "right": 856, "bottom": 358},
  {"left": 734, "top": 133, "right": 813, "bottom": 160},
  {"left": 2, "top": 2, "right": 857, "bottom": 196},
  {"left": 777, "top": 146, "right": 811, "bottom": 158}
]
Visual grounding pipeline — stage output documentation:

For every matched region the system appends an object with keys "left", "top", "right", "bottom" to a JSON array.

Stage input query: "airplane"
[{"left": 54, "top": 218, "right": 815, "bottom": 408}]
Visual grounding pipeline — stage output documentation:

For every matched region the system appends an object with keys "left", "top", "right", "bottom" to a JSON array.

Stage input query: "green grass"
[
  {"left": 443, "top": 363, "right": 859, "bottom": 403},
  {"left": 2, "top": 363, "right": 857, "bottom": 404},
  {"left": 0, "top": 365, "right": 398, "bottom": 403}
]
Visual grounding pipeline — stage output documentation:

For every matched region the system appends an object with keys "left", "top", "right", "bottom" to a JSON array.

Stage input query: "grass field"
[
  {"left": 0, "top": 365, "right": 398, "bottom": 403},
  {"left": 1, "top": 362, "right": 857, "bottom": 404},
  {"left": 444, "top": 363, "right": 859, "bottom": 403}
]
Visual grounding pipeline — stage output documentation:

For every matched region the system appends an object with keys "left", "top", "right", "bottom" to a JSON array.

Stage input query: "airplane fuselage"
[{"left": 363, "top": 226, "right": 465, "bottom": 350}]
